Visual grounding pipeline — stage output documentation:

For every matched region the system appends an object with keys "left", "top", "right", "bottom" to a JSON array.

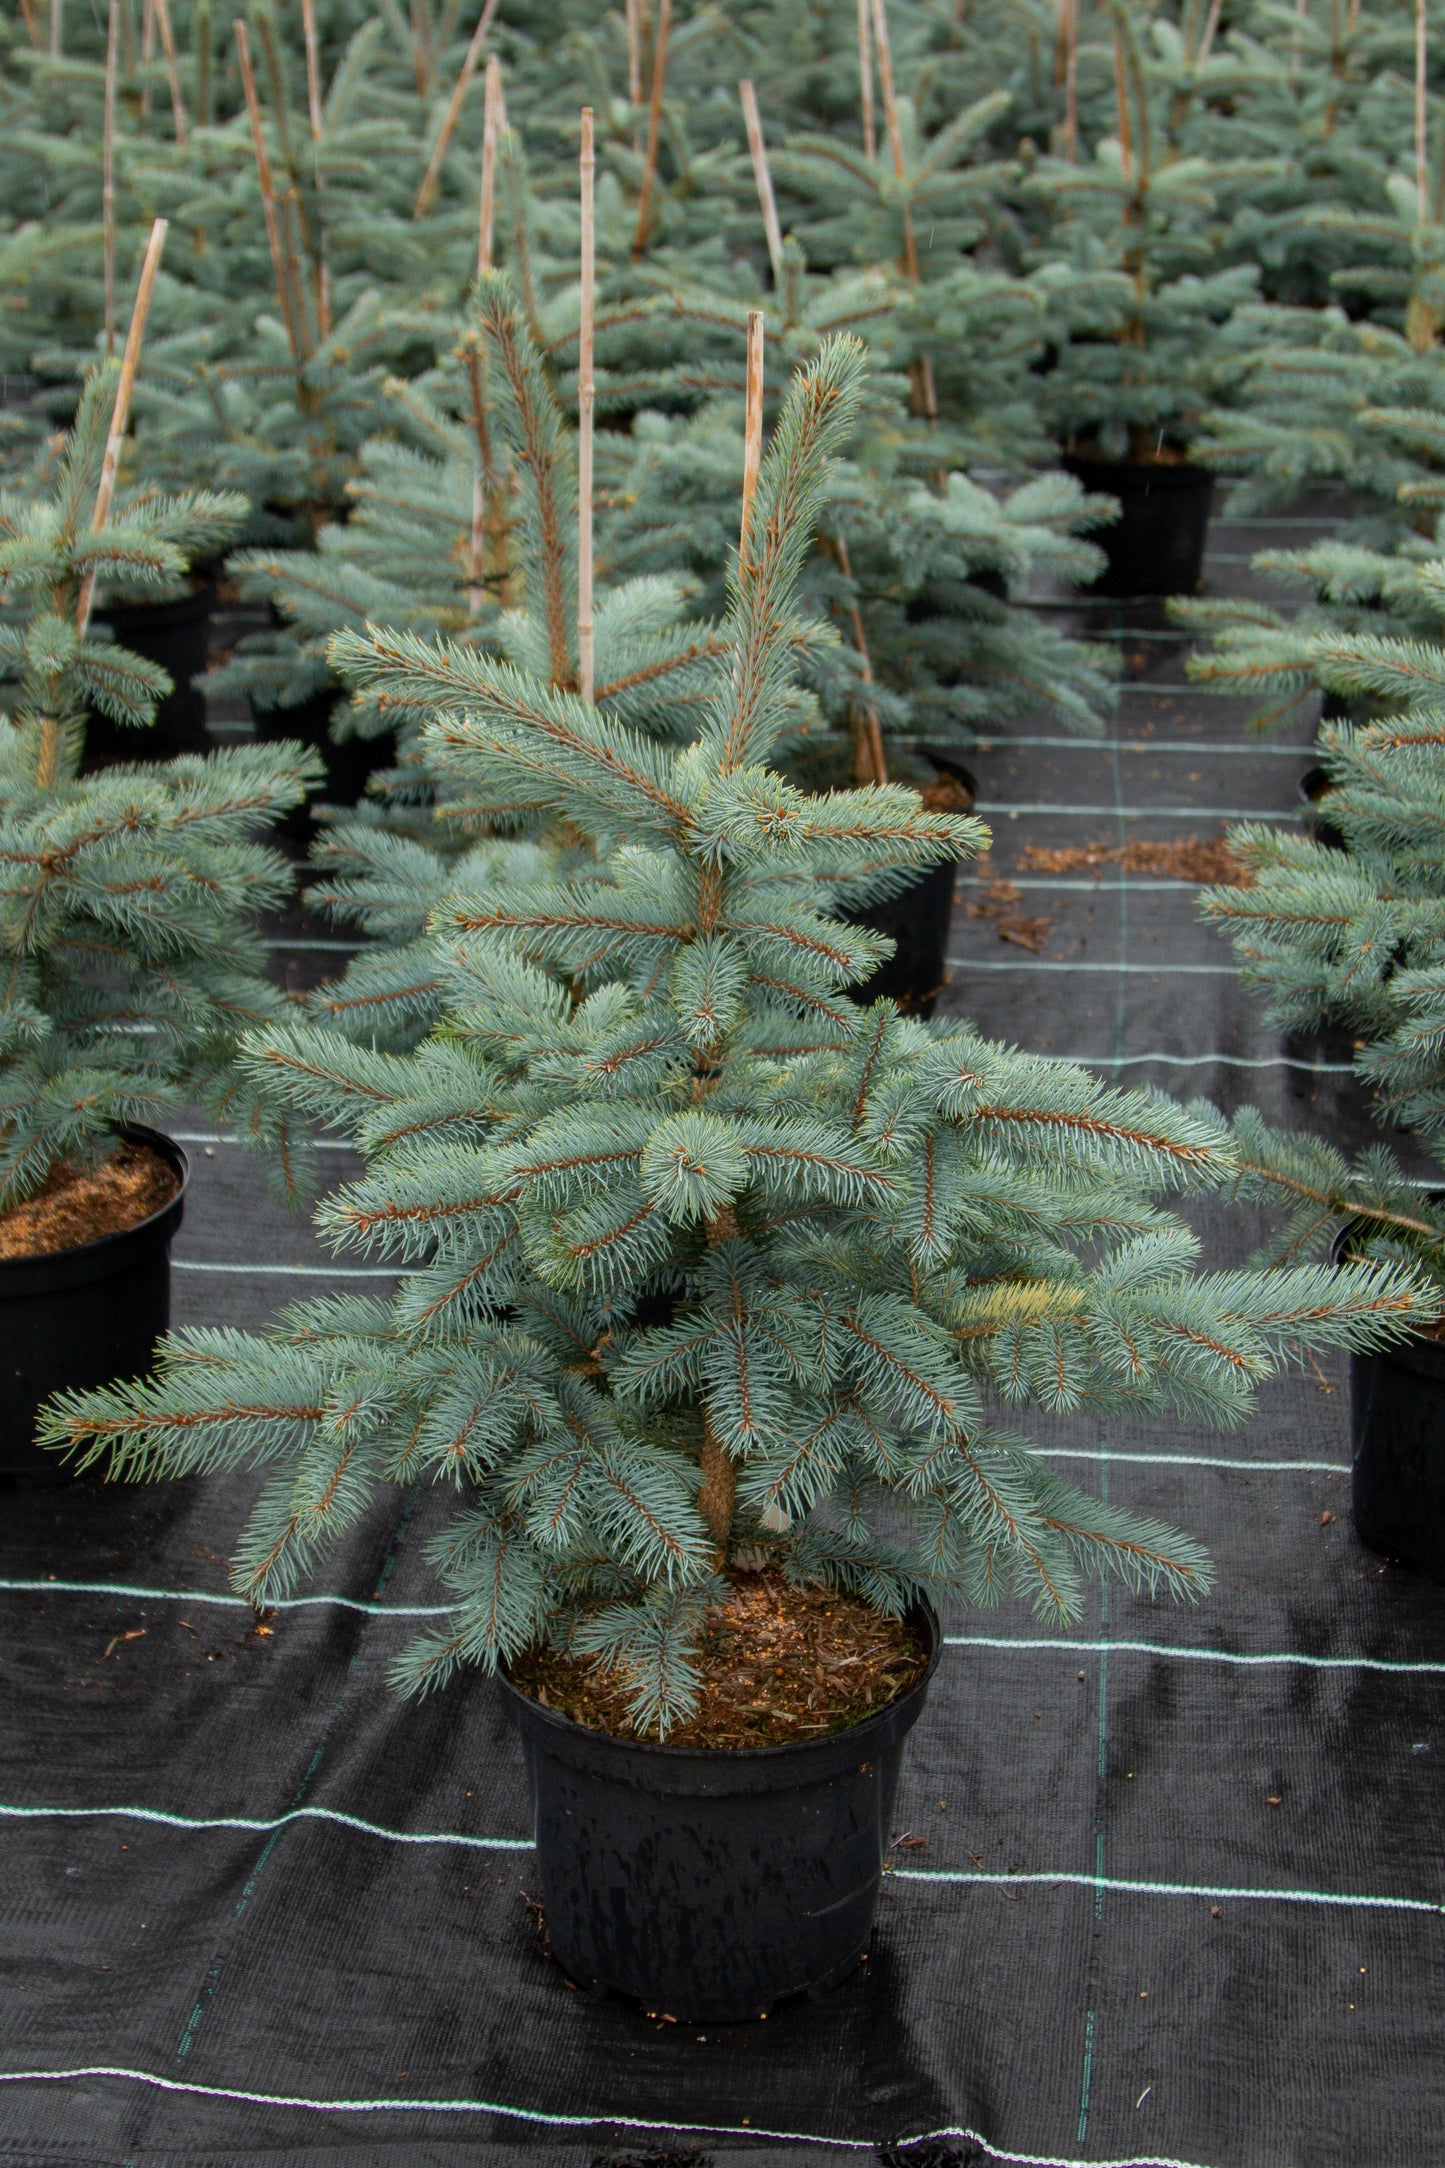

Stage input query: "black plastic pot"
[
  {"left": 253, "top": 688, "right": 381, "bottom": 843},
  {"left": 1299, "top": 764, "right": 1346, "bottom": 851},
  {"left": 499, "top": 1603, "right": 940, "bottom": 2022},
  {"left": 1060, "top": 454, "right": 1215, "bottom": 598},
  {"left": 86, "top": 580, "right": 219, "bottom": 767},
  {"left": 1333, "top": 1225, "right": 1445, "bottom": 1579},
  {"left": 0, "top": 1126, "right": 188, "bottom": 1479},
  {"left": 842, "top": 759, "right": 975, "bottom": 1019}
]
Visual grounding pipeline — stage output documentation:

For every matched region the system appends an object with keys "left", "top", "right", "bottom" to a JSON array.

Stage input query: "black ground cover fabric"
[{"left": 3, "top": 506, "right": 1443, "bottom": 2168}]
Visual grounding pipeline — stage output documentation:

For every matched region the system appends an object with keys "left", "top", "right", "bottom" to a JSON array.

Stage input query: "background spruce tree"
[
  {"left": 0, "top": 363, "right": 318, "bottom": 1205},
  {"left": 45, "top": 338, "right": 1429, "bottom": 1732}
]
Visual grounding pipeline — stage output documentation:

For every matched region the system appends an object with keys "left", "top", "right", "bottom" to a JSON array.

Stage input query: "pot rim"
[
  {"left": 0, "top": 1123, "right": 190, "bottom": 1295},
  {"left": 499, "top": 1594, "right": 941, "bottom": 1769}
]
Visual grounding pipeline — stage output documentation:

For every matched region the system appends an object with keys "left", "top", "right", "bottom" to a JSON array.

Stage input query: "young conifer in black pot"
[
  {"left": 44, "top": 338, "right": 1431, "bottom": 2018},
  {"left": 0, "top": 360, "right": 317, "bottom": 1475}
]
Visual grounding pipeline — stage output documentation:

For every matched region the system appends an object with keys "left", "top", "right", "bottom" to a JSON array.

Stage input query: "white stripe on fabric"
[
  {"left": 262, "top": 937, "right": 361, "bottom": 951},
  {"left": 975, "top": 803, "right": 1293, "bottom": 820},
  {"left": 0, "top": 2070, "right": 1222, "bottom": 2168},
  {"left": 943, "top": 1635, "right": 1445, "bottom": 1675},
  {"left": 946, "top": 959, "right": 1236, "bottom": 975},
  {"left": 8, "top": 1800, "right": 1439, "bottom": 1910},
  {"left": 980, "top": 736, "right": 1309, "bottom": 757},
  {"left": 0, "top": 1802, "right": 530, "bottom": 1848},
  {"left": 0, "top": 1579, "right": 449, "bottom": 1614},
  {"left": 889, "top": 1868, "right": 1444, "bottom": 1914},
  {"left": 1028, "top": 1446, "right": 1349, "bottom": 1473},
  {"left": 174, "top": 1261, "right": 406, "bottom": 1279},
  {"left": 172, "top": 1129, "right": 356, "bottom": 1152}
]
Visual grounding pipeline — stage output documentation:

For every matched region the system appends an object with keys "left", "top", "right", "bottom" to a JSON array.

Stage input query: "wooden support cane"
[
  {"left": 739, "top": 309, "right": 764, "bottom": 571},
  {"left": 870, "top": 0, "right": 937, "bottom": 419},
  {"left": 739, "top": 78, "right": 785, "bottom": 288},
  {"left": 414, "top": 0, "right": 500, "bottom": 219},
  {"left": 578, "top": 106, "right": 596, "bottom": 702},
  {"left": 43, "top": 218, "right": 168, "bottom": 787},
  {"left": 477, "top": 51, "right": 502, "bottom": 274},
  {"left": 857, "top": 0, "right": 876, "bottom": 161},
  {"left": 103, "top": 0, "right": 119, "bottom": 355},
  {"left": 152, "top": 0, "right": 187, "bottom": 142},
  {"left": 234, "top": 19, "right": 310, "bottom": 370},
  {"left": 300, "top": 0, "right": 332, "bottom": 337},
  {"left": 630, "top": 0, "right": 670, "bottom": 258}
]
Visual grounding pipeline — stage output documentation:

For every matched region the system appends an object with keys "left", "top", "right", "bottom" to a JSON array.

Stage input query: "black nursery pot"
[
  {"left": 499, "top": 1603, "right": 941, "bottom": 2023},
  {"left": 86, "top": 580, "right": 219, "bottom": 767},
  {"left": 1334, "top": 1228, "right": 1445, "bottom": 1580},
  {"left": 1299, "top": 764, "right": 1346, "bottom": 851},
  {"left": 0, "top": 1126, "right": 188, "bottom": 1478},
  {"left": 1060, "top": 454, "right": 1215, "bottom": 599},
  {"left": 253, "top": 688, "right": 382, "bottom": 844},
  {"left": 842, "top": 758, "right": 976, "bottom": 1020}
]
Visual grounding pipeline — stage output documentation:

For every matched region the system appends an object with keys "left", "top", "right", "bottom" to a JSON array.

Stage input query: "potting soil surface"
[{"left": 3, "top": 502, "right": 1443, "bottom": 2168}]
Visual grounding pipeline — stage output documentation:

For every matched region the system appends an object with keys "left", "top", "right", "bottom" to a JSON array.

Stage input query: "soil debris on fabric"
[
  {"left": 966, "top": 858, "right": 1053, "bottom": 951},
  {"left": 0, "top": 1139, "right": 178, "bottom": 1260},
  {"left": 510, "top": 1568, "right": 927, "bottom": 1747},
  {"left": 1018, "top": 834, "right": 1250, "bottom": 884}
]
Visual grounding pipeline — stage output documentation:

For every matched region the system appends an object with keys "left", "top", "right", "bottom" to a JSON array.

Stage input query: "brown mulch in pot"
[
  {"left": 918, "top": 770, "right": 975, "bottom": 812},
  {"left": 0, "top": 1140, "right": 179, "bottom": 1261},
  {"left": 510, "top": 1568, "right": 929, "bottom": 1749}
]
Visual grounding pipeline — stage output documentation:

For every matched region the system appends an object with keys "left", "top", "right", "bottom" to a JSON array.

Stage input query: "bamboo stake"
[
  {"left": 467, "top": 468, "right": 485, "bottom": 616},
  {"left": 1195, "top": 0, "right": 1225, "bottom": 67},
  {"left": 477, "top": 51, "right": 502, "bottom": 274},
  {"left": 1113, "top": 23, "right": 1133, "bottom": 178},
  {"left": 151, "top": 0, "right": 187, "bottom": 141},
  {"left": 625, "top": 0, "right": 642, "bottom": 146},
  {"left": 1418, "top": 0, "right": 1430, "bottom": 227},
  {"left": 45, "top": 216, "right": 171, "bottom": 785},
  {"left": 48, "top": 0, "right": 59, "bottom": 58},
  {"left": 138, "top": 0, "right": 153, "bottom": 120},
  {"left": 857, "top": 0, "right": 875, "bottom": 160},
  {"left": 870, "top": 0, "right": 936, "bottom": 418},
  {"left": 832, "top": 532, "right": 887, "bottom": 785},
  {"left": 17, "top": 0, "right": 41, "bottom": 49},
  {"left": 739, "top": 78, "right": 785, "bottom": 287},
  {"left": 578, "top": 105, "right": 596, "bottom": 702},
  {"left": 1062, "top": 0, "right": 1079, "bottom": 159},
  {"left": 739, "top": 308, "right": 764, "bottom": 568},
  {"left": 299, "top": 0, "right": 332, "bottom": 338},
  {"left": 103, "top": 0, "right": 119, "bottom": 356},
  {"left": 630, "top": 0, "right": 670, "bottom": 259},
  {"left": 234, "top": 18, "right": 308, "bottom": 367},
  {"left": 413, "top": 0, "right": 499, "bottom": 219},
  {"left": 408, "top": 0, "right": 433, "bottom": 99}
]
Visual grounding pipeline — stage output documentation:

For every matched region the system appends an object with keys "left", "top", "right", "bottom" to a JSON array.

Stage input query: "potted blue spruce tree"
[
  {"left": 44, "top": 339, "right": 1430, "bottom": 2016},
  {"left": 0, "top": 363, "right": 317, "bottom": 1474}
]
